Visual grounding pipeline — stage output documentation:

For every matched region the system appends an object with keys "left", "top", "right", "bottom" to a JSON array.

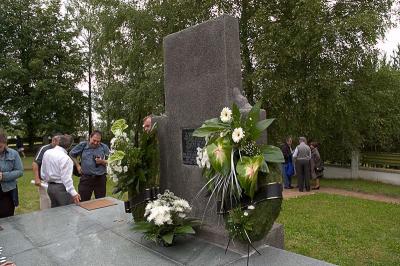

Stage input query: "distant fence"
[
  {"left": 324, "top": 151, "right": 400, "bottom": 186},
  {"left": 7, "top": 136, "right": 86, "bottom": 155},
  {"left": 361, "top": 152, "right": 400, "bottom": 169}
]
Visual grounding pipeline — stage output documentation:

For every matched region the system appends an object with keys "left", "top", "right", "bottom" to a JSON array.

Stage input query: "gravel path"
[{"left": 283, "top": 187, "right": 400, "bottom": 204}]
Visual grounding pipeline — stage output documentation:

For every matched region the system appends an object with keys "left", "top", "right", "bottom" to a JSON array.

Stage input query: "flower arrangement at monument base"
[
  {"left": 133, "top": 190, "right": 199, "bottom": 246},
  {"left": 107, "top": 119, "right": 159, "bottom": 221},
  {"left": 193, "top": 102, "right": 284, "bottom": 247}
]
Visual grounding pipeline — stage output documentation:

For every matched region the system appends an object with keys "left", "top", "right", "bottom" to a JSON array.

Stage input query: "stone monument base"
[{"left": 196, "top": 222, "right": 284, "bottom": 256}]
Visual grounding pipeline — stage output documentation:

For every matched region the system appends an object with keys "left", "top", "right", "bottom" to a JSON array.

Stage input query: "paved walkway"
[{"left": 283, "top": 187, "right": 400, "bottom": 205}]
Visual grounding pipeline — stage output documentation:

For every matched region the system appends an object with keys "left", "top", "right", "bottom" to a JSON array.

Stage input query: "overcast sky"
[{"left": 377, "top": 26, "right": 400, "bottom": 56}]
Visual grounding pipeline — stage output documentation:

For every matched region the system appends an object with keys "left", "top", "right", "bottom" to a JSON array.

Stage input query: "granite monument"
[{"left": 154, "top": 14, "right": 283, "bottom": 253}]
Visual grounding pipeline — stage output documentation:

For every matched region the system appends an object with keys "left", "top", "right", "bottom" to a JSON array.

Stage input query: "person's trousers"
[
  {"left": 0, "top": 188, "right": 15, "bottom": 218},
  {"left": 38, "top": 185, "right": 51, "bottom": 210},
  {"left": 78, "top": 174, "right": 106, "bottom": 202},
  {"left": 282, "top": 163, "right": 292, "bottom": 188},
  {"left": 47, "top": 183, "right": 73, "bottom": 208},
  {"left": 295, "top": 159, "right": 311, "bottom": 191}
]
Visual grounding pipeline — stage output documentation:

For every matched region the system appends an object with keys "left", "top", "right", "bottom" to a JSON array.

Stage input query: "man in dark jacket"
[{"left": 281, "top": 137, "right": 294, "bottom": 189}]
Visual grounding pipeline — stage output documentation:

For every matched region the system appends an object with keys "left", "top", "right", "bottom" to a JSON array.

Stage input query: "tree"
[
  {"left": 92, "top": 0, "right": 214, "bottom": 144},
  {"left": 0, "top": 0, "right": 86, "bottom": 145},
  {"left": 67, "top": 0, "right": 103, "bottom": 135},
  {"left": 88, "top": 0, "right": 397, "bottom": 162}
]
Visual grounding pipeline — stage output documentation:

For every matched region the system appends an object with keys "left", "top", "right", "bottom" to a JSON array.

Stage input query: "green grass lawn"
[
  {"left": 15, "top": 169, "right": 122, "bottom": 215},
  {"left": 22, "top": 156, "right": 34, "bottom": 169},
  {"left": 277, "top": 193, "right": 400, "bottom": 265}
]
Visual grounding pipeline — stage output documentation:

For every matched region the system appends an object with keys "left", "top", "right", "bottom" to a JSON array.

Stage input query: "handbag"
[{"left": 284, "top": 161, "right": 294, "bottom": 177}]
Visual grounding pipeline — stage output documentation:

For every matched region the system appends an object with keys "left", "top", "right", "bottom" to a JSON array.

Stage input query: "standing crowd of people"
[
  {"left": 0, "top": 131, "right": 110, "bottom": 218},
  {"left": 281, "top": 136, "right": 324, "bottom": 192},
  {"left": 0, "top": 117, "right": 154, "bottom": 219}
]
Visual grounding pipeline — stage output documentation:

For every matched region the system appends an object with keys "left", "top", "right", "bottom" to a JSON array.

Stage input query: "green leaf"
[
  {"left": 206, "top": 137, "right": 232, "bottom": 175},
  {"left": 192, "top": 123, "right": 230, "bottom": 137},
  {"left": 204, "top": 117, "right": 219, "bottom": 124},
  {"left": 108, "top": 150, "right": 125, "bottom": 162},
  {"left": 236, "top": 155, "right": 264, "bottom": 199},
  {"left": 232, "top": 103, "right": 241, "bottom": 127},
  {"left": 132, "top": 221, "right": 153, "bottom": 232},
  {"left": 161, "top": 232, "right": 174, "bottom": 244},
  {"left": 246, "top": 101, "right": 262, "bottom": 129},
  {"left": 260, "top": 160, "right": 269, "bottom": 173},
  {"left": 175, "top": 225, "right": 195, "bottom": 234},
  {"left": 111, "top": 119, "right": 128, "bottom": 134},
  {"left": 256, "top": 118, "right": 275, "bottom": 132},
  {"left": 262, "top": 145, "right": 285, "bottom": 163}
]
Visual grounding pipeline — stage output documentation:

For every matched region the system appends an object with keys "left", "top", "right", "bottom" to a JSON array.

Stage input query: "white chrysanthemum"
[
  {"left": 107, "top": 166, "right": 113, "bottom": 175},
  {"left": 144, "top": 202, "right": 154, "bottom": 216},
  {"left": 232, "top": 128, "right": 245, "bottom": 143},
  {"left": 247, "top": 205, "right": 255, "bottom": 210},
  {"left": 196, "top": 147, "right": 210, "bottom": 169},
  {"left": 114, "top": 129, "right": 122, "bottom": 137},
  {"left": 147, "top": 206, "right": 172, "bottom": 226},
  {"left": 220, "top": 107, "right": 232, "bottom": 123},
  {"left": 173, "top": 199, "right": 191, "bottom": 212},
  {"left": 244, "top": 211, "right": 249, "bottom": 216},
  {"left": 110, "top": 138, "right": 116, "bottom": 146},
  {"left": 123, "top": 166, "right": 128, "bottom": 172},
  {"left": 196, "top": 158, "right": 202, "bottom": 168},
  {"left": 112, "top": 177, "right": 118, "bottom": 183}
]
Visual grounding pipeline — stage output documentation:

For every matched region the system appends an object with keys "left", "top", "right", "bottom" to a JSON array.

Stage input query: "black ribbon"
[
  {"left": 124, "top": 186, "right": 160, "bottom": 213},
  {"left": 217, "top": 183, "right": 283, "bottom": 214}
]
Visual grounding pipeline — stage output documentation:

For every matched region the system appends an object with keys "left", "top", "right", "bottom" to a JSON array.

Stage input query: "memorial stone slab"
[
  {"left": 0, "top": 198, "right": 334, "bottom": 265},
  {"left": 153, "top": 14, "right": 276, "bottom": 252}
]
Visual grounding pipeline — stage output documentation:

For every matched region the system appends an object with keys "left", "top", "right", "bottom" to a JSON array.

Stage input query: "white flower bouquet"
[{"left": 133, "top": 190, "right": 199, "bottom": 246}]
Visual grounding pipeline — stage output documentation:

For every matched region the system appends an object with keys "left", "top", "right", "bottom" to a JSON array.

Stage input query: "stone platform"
[{"left": 0, "top": 198, "right": 334, "bottom": 265}]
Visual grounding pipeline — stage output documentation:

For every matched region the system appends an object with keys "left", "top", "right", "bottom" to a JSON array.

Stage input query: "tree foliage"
[
  {"left": 87, "top": 0, "right": 398, "bottom": 162},
  {"left": 0, "top": 0, "right": 86, "bottom": 144},
  {"left": 4, "top": 0, "right": 397, "bottom": 161}
]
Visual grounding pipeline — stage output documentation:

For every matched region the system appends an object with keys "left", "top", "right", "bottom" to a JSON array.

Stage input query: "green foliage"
[
  {"left": 226, "top": 199, "right": 282, "bottom": 242},
  {"left": 236, "top": 155, "right": 264, "bottom": 199},
  {"left": 261, "top": 145, "right": 285, "bottom": 163},
  {"left": 206, "top": 138, "right": 232, "bottom": 175},
  {"left": 110, "top": 119, "right": 129, "bottom": 134},
  {"left": 108, "top": 119, "right": 159, "bottom": 201},
  {"left": 0, "top": 0, "right": 86, "bottom": 142}
]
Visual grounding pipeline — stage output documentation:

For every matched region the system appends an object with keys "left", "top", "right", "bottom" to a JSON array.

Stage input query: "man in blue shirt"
[
  {"left": 69, "top": 130, "right": 109, "bottom": 201},
  {"left": 0, "top": 133, "right": 23, "bottom": 218}
]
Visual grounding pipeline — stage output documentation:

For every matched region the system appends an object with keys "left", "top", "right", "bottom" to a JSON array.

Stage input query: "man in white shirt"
[
  {"left": 32, "top": 133, "right": 62, "bottom": 210},
  {"left": 293, "top": 137, "right": 312, "bottom": 192},
  {"left": 41, "top": 135, "right": 81, "bottom": 207}
]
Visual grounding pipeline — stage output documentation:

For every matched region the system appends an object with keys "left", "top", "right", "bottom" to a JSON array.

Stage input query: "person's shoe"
[
  {"left": 288, "top": 186, "right": 294, "bottom": 189},
  {"left": 312, "top": 186, "right": 320, "bottom": 190}
]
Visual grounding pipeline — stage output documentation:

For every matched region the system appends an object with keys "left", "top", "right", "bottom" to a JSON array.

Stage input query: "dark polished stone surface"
[{"left": 0, "top": 198, "right": 334, "bottom": 266}]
